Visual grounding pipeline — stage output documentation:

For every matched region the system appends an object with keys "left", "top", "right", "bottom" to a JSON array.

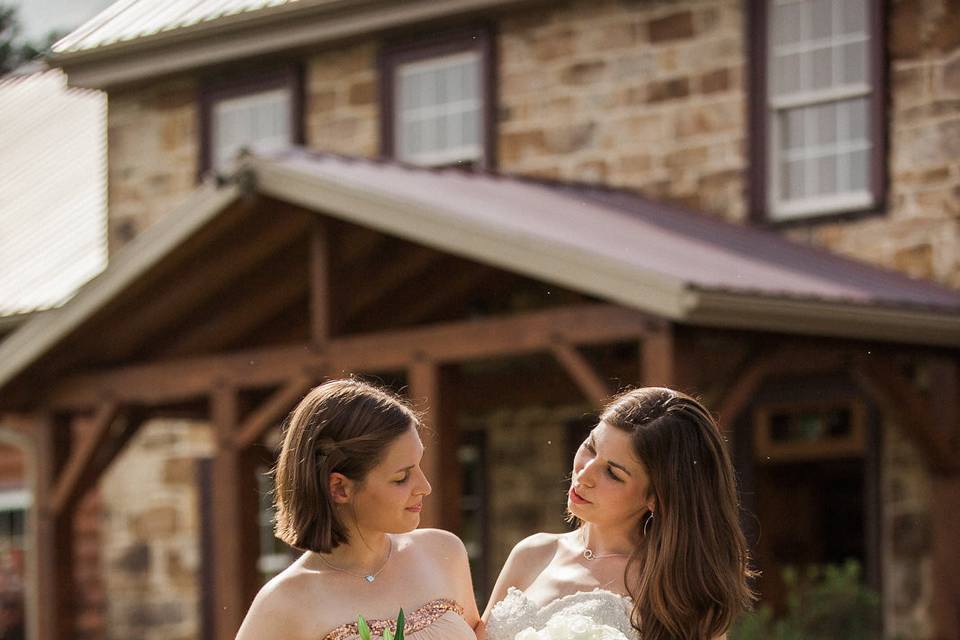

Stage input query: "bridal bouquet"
[{"left": 514, "top": 613, "right": 629, "bottom": 640}]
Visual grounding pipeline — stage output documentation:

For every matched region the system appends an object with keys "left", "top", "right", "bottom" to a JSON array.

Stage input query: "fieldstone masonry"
[{"left": 100, "top": 420, "right": 213, "bottom": 640}]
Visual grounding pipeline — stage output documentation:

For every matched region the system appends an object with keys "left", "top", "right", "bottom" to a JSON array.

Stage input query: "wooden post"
[
  {"left": 33, "top": 413, "right": 73, "bottom": 640},
  {"left": 408, "top": 359, "right": 459, "bottom": 531},
  {"left": 641, "top": 322, "right": 674, "bottom": 388},
  {"left": 551, "top": 343, "right": 610, "bottom": 409},
  {"left": 931, "top": 474, "right": 960, "bottom": 640},
  {"left": 210, "top": 385, "right": 259, "bottom": 640}
]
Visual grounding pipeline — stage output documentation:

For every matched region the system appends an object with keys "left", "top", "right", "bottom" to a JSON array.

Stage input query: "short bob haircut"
[{"left": 273, "top": 378, "right": 420, "bottom": 553}]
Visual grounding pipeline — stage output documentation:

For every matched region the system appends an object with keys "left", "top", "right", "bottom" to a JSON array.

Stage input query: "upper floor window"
[
  {"left": 200, "top": 68, "right": 303, "bottom": 176},
  {"left": 381, "top": 28, "right": 494, "bottom": 169},
  {"left": 752, "top": 0, "right": 884, "bottom": 222}
]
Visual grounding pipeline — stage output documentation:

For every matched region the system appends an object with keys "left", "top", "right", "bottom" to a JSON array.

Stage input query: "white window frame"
[
  {"left": 394, "top": 50, "right": 484, "bottom": 167},
  {"left": 211, "top": 87, "right": 293, "bottom": 173},
  {"left": 767, "top": 0, "right": 875, "bottom": 220}
]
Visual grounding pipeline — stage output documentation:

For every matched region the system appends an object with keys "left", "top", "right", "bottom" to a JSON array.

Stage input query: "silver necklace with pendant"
[
  {"left": 317, "top": 536, "right": 392, "bottom": 583},
  {"left": 579, "top": 531, "right": 628, "bottom": 561}
]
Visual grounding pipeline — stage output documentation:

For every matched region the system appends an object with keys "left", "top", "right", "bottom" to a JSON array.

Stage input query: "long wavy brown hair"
[{"left": 601, "top": 387, "right": 756, "bottom": 640}]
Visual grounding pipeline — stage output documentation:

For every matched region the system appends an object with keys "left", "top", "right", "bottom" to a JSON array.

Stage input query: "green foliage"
[
  {"left": 0, "top": 4, "right": 66, "bottom": 75},
  {"left": 357, "top": 609, "right": 405, "bottom": 640},
  {"left": 730, "top": 560, "right": 881, "bottom": 640}
]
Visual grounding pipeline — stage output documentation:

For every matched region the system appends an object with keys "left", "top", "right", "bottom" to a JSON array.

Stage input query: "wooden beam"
[
  {"left": 931, "top": 475, "right": 960, "bottom": 640},
  {"left": 641, "top": 322, "right": 674, "bottom": 387},
  {"left": 33, "top": 413, "right": 73, "bottom": 640},
  {"left": 551, "top": 343, "right": 610, "bottom": 408},
  {"left": 853, "top": 358, "right": 958, "bottom": 473},
  {"left": 310, "top": 220, "right": 331, "bottom": 346},
  {"left": 341, "top": 246, "right": 440, "bottom": 325},
  {"left": 50, "top": 304, "right": 651, "bottom": 409},
  {"left": 210, "top": 386, "right": 259, "bottom": 640},
  {"left": 388, "top": 264, "right": 495, "bottom": 327},
  {"left": 235, "top": 375, "right": 315, "bottom": 449},
  {"left": 49, "top": 403, "right": 118, "bottom": 515}
]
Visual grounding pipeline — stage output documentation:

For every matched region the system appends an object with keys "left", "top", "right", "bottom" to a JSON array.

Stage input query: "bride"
[{"left": 482, "top": 387, "right": 756, "bottom": 640}]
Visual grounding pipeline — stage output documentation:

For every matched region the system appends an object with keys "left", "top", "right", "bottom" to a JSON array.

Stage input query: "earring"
[{"left": 643, "top": 512, "right": 654, "bottom": 536}]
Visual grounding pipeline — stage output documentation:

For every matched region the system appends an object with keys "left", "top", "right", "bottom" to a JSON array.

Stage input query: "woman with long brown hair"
[{"left": 482, "top": 387, "right": 755, "bottom": 640}]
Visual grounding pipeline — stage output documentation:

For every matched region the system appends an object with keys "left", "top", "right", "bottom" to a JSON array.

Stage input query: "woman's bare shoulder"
[{"left": 236, "top": 567, "right": 319, "bottom": 640}]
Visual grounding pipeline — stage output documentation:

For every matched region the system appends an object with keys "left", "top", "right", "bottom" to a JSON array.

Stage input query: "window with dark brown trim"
[
  {"left": 199, "top": 66, "right": 304, "bottom": 178},
  {"left": 748, "top": 0, "right": 886, "bottom": 223},
  {"left": 379, "top": 27, "right": 496, "bottom": 169}
]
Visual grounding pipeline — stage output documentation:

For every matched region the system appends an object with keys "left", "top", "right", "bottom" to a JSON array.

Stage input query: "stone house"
[{"left": 0, "top": 1, "right": 958, "bottom": 639}]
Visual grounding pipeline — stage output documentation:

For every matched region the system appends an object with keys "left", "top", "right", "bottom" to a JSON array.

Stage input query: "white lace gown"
[{"left": 486, "top": 587, "right": 638, "bottom": 640}]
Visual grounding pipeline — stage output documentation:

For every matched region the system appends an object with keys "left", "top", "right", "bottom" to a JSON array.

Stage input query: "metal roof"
[
  {"left": 0, "top": 69, "right": 107, "bottom": 318},
  {"left": 259, "top": 149, "right": 960, "bottom": 313},
  {"left": 52, "top": 0, "right": 309, "bottom": 54}
]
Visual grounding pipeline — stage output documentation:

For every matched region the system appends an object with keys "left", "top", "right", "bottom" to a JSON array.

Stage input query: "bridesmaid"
[{"left": 236, "top": 379, "right": 480, "bottom": 640}]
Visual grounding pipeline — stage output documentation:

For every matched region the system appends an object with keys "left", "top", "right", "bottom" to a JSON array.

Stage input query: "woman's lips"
[
  {"left": 568, "top": 486, "right": 591, "bottom": 505},
  {"left": 405, "top": 503, "right": 422, "bottom": 513}
]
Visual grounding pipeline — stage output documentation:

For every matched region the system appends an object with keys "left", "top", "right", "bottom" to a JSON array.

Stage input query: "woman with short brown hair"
[{"left": 236, "top": 378, "right": 480, "bottom": 640}]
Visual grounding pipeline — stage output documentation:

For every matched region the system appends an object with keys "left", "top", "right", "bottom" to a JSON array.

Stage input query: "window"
[
  {"left": 0, "top": 490, "right": 29, "bottom": 640},
  {"left": 752, "top": 0, "right": 884, "bottom": 221},
  {"left": 200, "top": 68, "right": 303, "bottom": 176},
  {"left": 754, "top": 400, "right": 867, "bottom": 461},
  {"left": 381, "top": 28, "right": 494, "bottom": 168},
  {"left": 256, "top": 469, "right": 294, "bottom": 581}
]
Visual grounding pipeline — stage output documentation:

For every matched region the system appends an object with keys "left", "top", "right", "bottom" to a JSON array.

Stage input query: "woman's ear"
[
  {"left": 646, "top": 495, "right": 656, "bottom": 515},
  {"left": 328, "top": 472, "right": 354, "bottom": 505}
]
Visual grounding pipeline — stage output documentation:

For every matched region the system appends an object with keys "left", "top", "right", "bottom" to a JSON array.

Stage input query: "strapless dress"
[
  {"left": 321, "top": 598, "right": 474, "bottom": 640},
  {"left": 485, "top": 587, "right": 636, "bottom": 640}
]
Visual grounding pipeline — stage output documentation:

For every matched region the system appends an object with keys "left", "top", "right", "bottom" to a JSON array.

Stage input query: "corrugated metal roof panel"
[
  {"left": 52, "top": 0, "right": 308, "bottom": 54},
  {"left": 265, "top": 148, "right": 960, "bottom": 312},
  {"left": 0, "top": 70, "right": 107, "bottom": 317}
]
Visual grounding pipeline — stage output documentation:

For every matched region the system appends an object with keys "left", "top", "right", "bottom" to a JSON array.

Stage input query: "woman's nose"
[
  {"left": 415, "top": 468, "right": 432, "bottom": 496},
  {"left": 577, "top": 459, "right": 597, "bottom": 487}
]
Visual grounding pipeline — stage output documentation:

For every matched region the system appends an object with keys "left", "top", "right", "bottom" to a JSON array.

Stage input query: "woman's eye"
[
  {"left": 394, "top": 473, "right": 410, "bottom": 484},
  {"left": 606, "top": 467, "right": 621, "bottom": 481}
]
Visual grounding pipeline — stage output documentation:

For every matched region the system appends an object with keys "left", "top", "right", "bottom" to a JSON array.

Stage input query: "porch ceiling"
[{"left": 0, "top": 148, "right": 958, "bottom": 404}]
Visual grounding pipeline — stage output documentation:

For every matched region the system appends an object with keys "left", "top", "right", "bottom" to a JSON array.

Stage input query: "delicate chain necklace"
[
  {"left": 316, "top": 537, "right": 392, "bottom": 583},
  {"left": 579, "top": 530, "right": 629, "bottom": 561}
]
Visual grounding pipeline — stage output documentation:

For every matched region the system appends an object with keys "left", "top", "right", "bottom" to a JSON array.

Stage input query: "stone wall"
[
  {"left": 107, "top": 79, "right": 198, "bottom": 253},
  {"left": 305, "top": 42, "right": 379, "bottom": 156},
  {"left": 881, "top": 419, "right": 935, "bottom": 639},
  {"left": 788, "top": 0, "right": 960, "bottom": 289},
  {"left": 100, "top": 419, "right": 213, "bottom": 640},
  {"left": 498, "top": 0, "right": 748, "bottom": 221},
  {"left": 463, "top": 404, "right": 589, "bottom": 579}
]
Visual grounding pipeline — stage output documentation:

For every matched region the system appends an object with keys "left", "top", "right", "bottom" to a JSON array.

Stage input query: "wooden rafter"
[
  {"left": 235, "top": 375, "right": 315, "bottom": 449},
  {"left": 50, "top": 304, "right": 651, "bottom": 409},
  {"left": 49, "top": 402, "right": 118, "bottom": 515},
  {"left": 341, "top": 245, "right": 440, "bottom": 325},
  {"left": 551, "top": 343, "right": 610, "bottom": 408},
  {"left": 389, "top": 264, "right": 495, "bottom": 326},
  {"left": 103, "top": 212, "right": 309, "bottom": 358}
]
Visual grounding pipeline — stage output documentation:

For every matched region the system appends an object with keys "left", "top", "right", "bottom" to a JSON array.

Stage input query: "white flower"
[{"left": 515, "top": 614, "right": 629, "bottom": 640}]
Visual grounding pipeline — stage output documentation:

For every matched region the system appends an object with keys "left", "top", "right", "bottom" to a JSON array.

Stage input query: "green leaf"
[
  {"left": 395, "top": 609, "right": 406, "bottom": 640},
  {"left": 357, "top": 615, "right": 372, "bottom": 640}
]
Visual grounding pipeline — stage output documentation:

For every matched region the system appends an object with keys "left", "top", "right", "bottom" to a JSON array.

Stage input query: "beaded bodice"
[
  {"left": 486, "top": 588, "right": 636, "bottom": 640},
  {"left": 321, "top": 598, "right": 470, "bottom": 640}
]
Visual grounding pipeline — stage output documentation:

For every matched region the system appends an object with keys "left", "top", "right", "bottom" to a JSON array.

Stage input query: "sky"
[{"left": 8, "top": 0, "right": 116, "bottom": 43}]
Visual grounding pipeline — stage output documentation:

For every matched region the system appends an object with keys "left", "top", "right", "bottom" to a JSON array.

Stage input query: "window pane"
[
  {"left": 846, "top": 97, "right": 869, "bottom": 141},
  {"left": 812, "top": 0, "right": 834, "bottom": 39},
  {"left": 463, "top": 108, "right": 480, "bottom": 146},
  {"left": 813, "top": 102, "right": 838, "bottom": 146},
  {"left": 841, "top": 41, "right": 867, "bottom": 84},
  {"left": 816, "top": 154, "right": 839, "bottom": 195},
  {"left": 782, "top": 108, "right": 806, "bottom": 150},
  {"left": 841, "top": 0, "right": 867, "bottom": 34},
  {"left": 811, "top": 46, "right": 833, "bottom": 90},
  {"left": 213, "top": 88, "right": 291, "bottom": 170},
  {"left": 783, "top": 159, "right": 806, "bottom": 200},
  {"left": 849, "top": 148, "right": 868, "bottom": 191},
  {"left": 774, "top": 53, "right": 804, "bottom": 95},
  {"left": 772, "top": 1, "right": 805, "bottom": 46}
]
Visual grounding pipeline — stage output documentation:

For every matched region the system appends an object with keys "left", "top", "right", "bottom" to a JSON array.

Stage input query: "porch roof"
[{"left": 0, "top": 148, "right": 957, "bottom": 394}]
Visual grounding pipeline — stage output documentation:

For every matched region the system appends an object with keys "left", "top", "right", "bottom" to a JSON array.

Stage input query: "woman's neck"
[
  {"left": 318, "top": 530, "right": 391, "bottom": 574},
  {"left": 580, "top": 521, "right": 635, "bottom": 557}
]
